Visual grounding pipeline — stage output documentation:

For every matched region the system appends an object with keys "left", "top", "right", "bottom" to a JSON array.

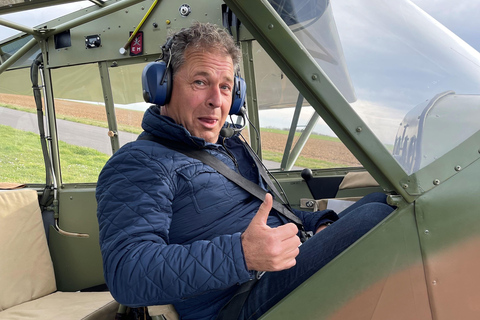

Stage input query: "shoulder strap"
[{"left": 138, "top": 134, "right": 310, "bottom": 241}]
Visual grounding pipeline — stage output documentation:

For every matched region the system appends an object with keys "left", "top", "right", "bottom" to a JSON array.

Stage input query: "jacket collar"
[{"left": 141, "top": 105, "right": 224, "bottom": 149}]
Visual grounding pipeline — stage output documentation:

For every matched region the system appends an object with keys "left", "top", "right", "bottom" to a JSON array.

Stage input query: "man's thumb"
[{"left": 252, "top": 193, "right": 273, "bottom": 225}]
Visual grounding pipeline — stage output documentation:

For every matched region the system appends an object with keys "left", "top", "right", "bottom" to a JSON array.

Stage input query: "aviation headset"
[{"left": 142, "top": 36, "right": 246, "bottom": 116}]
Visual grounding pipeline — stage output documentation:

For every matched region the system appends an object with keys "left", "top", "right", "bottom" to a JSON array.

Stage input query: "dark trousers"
[{"left": 239, "top": 193, "right": 395, "bottom": 320}]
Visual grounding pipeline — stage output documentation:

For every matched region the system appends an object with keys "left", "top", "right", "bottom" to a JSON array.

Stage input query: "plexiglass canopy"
[{"left": 269, "top": 0, "right": 480, "bottom": 174}]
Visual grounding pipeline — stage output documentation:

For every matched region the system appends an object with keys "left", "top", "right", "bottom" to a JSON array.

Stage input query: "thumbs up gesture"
[{"left": 241, "top": 193, "right": 301, "bottom": 272}]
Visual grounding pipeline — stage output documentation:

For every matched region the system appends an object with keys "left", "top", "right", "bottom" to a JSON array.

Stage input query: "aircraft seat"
[
  {"left": 301, "top": 171, "right": 379, "bottom": 212},
  {"left": 148, "top": 305, "right": 179, "bottom": 320},
  {"left": 0, "top": 188, "right": 118, "bottom": 320}
]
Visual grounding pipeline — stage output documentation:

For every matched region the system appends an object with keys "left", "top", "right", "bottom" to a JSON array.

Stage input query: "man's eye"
[{"left": 194, "top": 80, "right": 205, "bottom": 86}]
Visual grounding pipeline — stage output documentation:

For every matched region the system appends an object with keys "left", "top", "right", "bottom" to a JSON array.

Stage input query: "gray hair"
[{"left": 163, "top": 22, "right": 241, "bottom": 77}]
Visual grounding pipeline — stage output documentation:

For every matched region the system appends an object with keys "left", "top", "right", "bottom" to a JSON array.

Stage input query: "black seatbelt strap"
[
  {"left": 242, "top": 143, "right": 290, "bottom": 209},
  {"left": 138, "top": 135, "right": 310, "bottom": 242},
  {"left": 215, "top": 276, "right": 258, "bottom": 320}
]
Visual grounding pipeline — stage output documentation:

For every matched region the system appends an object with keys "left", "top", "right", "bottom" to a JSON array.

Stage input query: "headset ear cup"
[
  {"left": 142, "top": 61, "right": 172, "bottom": 105},
  {"left": 230, "top": 76, "right": 246, "bottom": 115}
]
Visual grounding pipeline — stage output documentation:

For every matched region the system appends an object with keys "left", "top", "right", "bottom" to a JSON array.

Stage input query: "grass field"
[
  {"left": 0, "top": 100, "right": 361, "bottom": 183},
  {"left": 0, "top": 123, "right": 343, "bottom": 184},
  {"left": 0, "top": 125, "right": 111, "bottom": 183}
]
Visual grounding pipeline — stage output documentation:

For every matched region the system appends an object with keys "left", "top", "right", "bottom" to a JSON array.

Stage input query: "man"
[{"left": 96, "top": 22, "right": 394, "bottom": 320}]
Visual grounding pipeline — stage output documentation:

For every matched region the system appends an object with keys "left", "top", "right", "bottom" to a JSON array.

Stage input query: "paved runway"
[{"left": 0, "top": 107, "right": 138, "bottom": 155}]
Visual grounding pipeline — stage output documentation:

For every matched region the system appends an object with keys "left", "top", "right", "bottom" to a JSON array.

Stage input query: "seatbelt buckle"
[{"left": 300, "top": 230, "right": 313, "bottom": 243}]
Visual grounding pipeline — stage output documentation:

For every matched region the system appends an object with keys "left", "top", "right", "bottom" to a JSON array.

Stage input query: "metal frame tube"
[
  {"left": 0, "top": 36, "right": 37, "bottom": 74},
  {"left": 285, "top": 112, "right": 320, "bottom": 170},
  {"left": 241, "top": 40, "right": 262, "bottom": 156},
  {"left": 225, "top": 0, "right": 412, "bottom": 201},
  {"left": 281, "top": 94, "right": 304, "bottom": 170},
  {"left": 0, "top": 18, "right": 35, "bottom": 34},
  {"left": 98, "top": 61, "right": 120, "bottom": 154}
]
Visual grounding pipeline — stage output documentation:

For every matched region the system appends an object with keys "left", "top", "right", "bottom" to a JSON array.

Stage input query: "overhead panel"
[{"left": 46, "top": 0, "right": 225, "bottom": 68}]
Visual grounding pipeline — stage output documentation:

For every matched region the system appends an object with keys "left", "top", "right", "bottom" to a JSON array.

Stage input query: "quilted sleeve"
[{"left": 96, "top": 145, "right": 252, "bottom": 307}]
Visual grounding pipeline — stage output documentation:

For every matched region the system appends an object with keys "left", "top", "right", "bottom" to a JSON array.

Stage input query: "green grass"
[
  {"left": 0, "top": 104, "right": 355, "bottom": 184},
  {"left": 0, "top": 125, "right": 47, "bottom": 183},
  {"left": 0, "top": 125, "right": 110, "bottom": 184},
  {"left": 262, "top": 150, "right": 344, "bottom": 169},
  {"left": 58, "top": 140, "right": 111, "bottom": 183}
]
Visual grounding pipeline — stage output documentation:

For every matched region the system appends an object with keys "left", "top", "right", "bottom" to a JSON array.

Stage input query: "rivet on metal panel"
[
  {"left": 433, "top": 179, "right": 440, "bottom": 185},
  {"left": 402, "top": 183, "right": 409, "bottom": 189},
  {"left": 355, "top": 126, "right": 362, "bottom": 133},
  {"left": 424, "top": 230, "right": 429, "bottom": 235},
  {"left": 454, "top": 165, "right": 462, "bottom": 171},
  {"left": 268, "top": 24, "right": 274, "bottom": 29}
]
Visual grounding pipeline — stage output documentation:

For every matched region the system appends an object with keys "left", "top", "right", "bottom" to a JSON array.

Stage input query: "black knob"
[{"left": 301, "top": 168, "right": 313, "bottom": 181}]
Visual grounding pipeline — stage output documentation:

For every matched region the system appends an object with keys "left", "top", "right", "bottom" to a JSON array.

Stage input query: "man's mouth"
[{"left": 198, "top": 117, "right": 218, "bottom": 128}]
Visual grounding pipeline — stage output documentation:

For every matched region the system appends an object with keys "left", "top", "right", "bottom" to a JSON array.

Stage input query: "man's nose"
[{"left": 206, "top": 86, "right": 223, "bottom": 108}]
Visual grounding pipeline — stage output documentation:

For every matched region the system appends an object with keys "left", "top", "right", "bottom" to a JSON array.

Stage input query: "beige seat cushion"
[
  {"left": 0, "top": 291, "right": 118, "bottom": 320},
  {"left": 0, "top": 182, "right": 26, "bottom": 190},
  {"left": 314, "top": 197, "right": 362, "bottom": 212},
  {"left": 338, "top": 171, "right": 378, "bottom": 190},
  {"left": 148, "top": 304, "right": 179, "bottom": 320},
  {"left": 0, "top": 189, "right": 56, "bottom": 311}
]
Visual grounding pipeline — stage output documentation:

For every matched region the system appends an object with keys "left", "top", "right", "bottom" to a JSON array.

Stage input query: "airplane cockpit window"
[
  {"left": 252, "top": 41, "right": 360, "bottom": 170},
  {"left": 269, "top": 0, "right": 480, "bottom": 174},
  {"left": 0, "top": 68, "right": 46, "bottom": 184},
  {"left": 0, "top": 35, "right": 39, "bottom": 68},
  {"left": 108, "top": 61, "right": 150, "bottom": 137},
  {"left": 50, "top": 64, "right": 111, "bottom": 183}
]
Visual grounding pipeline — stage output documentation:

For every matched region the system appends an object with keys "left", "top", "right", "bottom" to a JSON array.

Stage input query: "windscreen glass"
[{"left": 268, "top": 0, "right": 480, "bottom": 174}]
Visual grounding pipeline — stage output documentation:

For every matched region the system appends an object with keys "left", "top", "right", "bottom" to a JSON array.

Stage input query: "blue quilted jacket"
[{"left": 96, "top": 105, "right": 334, "bottom": 319}]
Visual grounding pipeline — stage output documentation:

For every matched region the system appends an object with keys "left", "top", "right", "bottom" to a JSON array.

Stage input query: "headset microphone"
[{"left": 220, "top": 106, "right": 247, "bottom": 138}]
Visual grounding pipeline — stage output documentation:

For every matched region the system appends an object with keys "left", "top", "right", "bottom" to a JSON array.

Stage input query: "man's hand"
[{"left": 241, "top": 193, "right": 301, "bottom": 272}]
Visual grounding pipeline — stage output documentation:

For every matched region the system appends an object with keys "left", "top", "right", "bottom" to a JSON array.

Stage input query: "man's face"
[{"left": 163, "top": 48, "right": 234, "bottom": 143}]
